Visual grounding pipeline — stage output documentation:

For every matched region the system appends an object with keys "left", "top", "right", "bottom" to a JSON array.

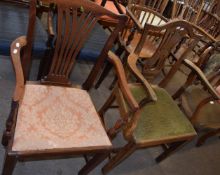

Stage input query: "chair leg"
[
  {"left": 102, "top": 142, "right": 136, "bottom": 175},
  {"left": 99, "top": 91, "right": 116, "bottom": 120},
  {"left": 155, "top": 141, "right": 187, "bottom": 163},
  {"left": 78, "top": 153, "right": 110, "bottom": 175},
  {"left": 196, "top": 129, "right": 220, "bottom": 147},
  {"left": 2, "top": 101, "right": 18, "bottom": 147},
  {"left": 2, "top": 152, "right": 17, "bottom": 175},
  {"left": 95, "top": 62, "right": 113, "bottom": 89}
]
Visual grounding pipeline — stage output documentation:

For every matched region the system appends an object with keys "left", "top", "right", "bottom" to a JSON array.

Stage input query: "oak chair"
[
  {"left": 181, "top": 53, "right": 220, "bottom": 146},
  {"left": 1, "top": 0, "right": 127, "bottom": 175},
  {"left": 95, "top": 4, "right": 168, "bottom": 88},
  {"left": 171, "top": 0, "right": 204, "bottom": 24}
]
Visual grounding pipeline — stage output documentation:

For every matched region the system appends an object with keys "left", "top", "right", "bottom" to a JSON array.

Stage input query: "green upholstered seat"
[
  {"left": 120, "top": 84, "right": 196, "bottom": 144},
  {"left": 182, "top": 85, "right": 220, "bottom": 129}
]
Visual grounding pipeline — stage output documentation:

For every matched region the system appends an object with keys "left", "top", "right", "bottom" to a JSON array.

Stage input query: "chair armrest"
[
  {"left": 126, "top": 4, "right": 168, "bottom": 30},
  {"left": 108, "top": 51, "right": 139, "bottom": 112},
  {"left": 127, "top": 53, "right": 157, "bottom": 102},
  {"left": 183, "top": 59, "right": 220, "bottom": 100},
  {"left": 126, "top": 5, "right": 143, "bottom": 30},
  {"left": 10, "top": 36, "right": 27, "bottom": 101}
]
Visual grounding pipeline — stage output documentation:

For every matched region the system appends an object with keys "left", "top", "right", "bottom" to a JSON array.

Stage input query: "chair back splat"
[{"left": 39, "top": 0, "right": 127, "bottom": 87}]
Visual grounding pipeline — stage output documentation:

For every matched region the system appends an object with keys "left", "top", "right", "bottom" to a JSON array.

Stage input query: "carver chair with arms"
[
  {"left": 95, "top": 0, "right": 169, "bottom": 27},
  {"left": 1, "top": 0, "right": 127, "bottom": 175},
  {"left": 91, "top": 20, "right": 220, "bottom": 175},
  {"left": 95, "top": 4, "right": 169, "bottom": 88},
  {"left": 86, "top": 47, "right": 198, "bottom": 175},
  {"left": 133, "top": 20, "right": 220, "bottom": 147},
  {"left": 180, "top": 53, "right": 220, "bottom": 146}
]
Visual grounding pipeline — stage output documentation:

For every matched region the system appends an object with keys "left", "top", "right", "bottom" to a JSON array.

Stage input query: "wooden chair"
[
  {"left": 95, "top": 4, "right": 168, "bottom": 88},
  {"left": 124, "top": 19, "right": 219, "bottom": 89},
  {"left": 1, "top": 0, "right": 127, "bottom": 175},
  {"left": 171, "top": 0, "right": 204, "bottom": 24},
  {"left": 180, "top": 53, "right": 220, "bottom": 146},
  {"left": 95, "top": 0, "right": 169, "bottom": 27},
  {"left": 86, "top": 21, "right": 220, "bottom": 175},
  {"left": 82, "top": 21, "right": 203, "bottom": 172},
  {"left": 197, "top": 12, "right": 220, "bottom": 39}
]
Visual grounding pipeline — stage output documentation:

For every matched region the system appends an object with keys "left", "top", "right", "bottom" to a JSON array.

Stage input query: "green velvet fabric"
[
  {"left": 183, "top": 86, "right": 220, "bottom": 129},
  {"left": 124, "top": 84, "right": 196, "bottom": 144}
]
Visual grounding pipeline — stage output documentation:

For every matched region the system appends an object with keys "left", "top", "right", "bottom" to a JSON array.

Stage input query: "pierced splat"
[{"left": 43, "top": 6, "right": 99, "bottom": 85}]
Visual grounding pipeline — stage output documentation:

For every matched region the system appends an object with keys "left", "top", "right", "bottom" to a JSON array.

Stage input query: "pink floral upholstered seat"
[{"left": 12, "top": 84, "right": 111, "bottom": 151}]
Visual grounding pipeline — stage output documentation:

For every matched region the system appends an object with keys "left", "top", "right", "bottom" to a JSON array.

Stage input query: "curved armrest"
[
  {"left": 183, "top": 59, "right": 220, "bottom": 100},
  {"left": 10, "top": 36, "right": 27, "bottom": 101},
  {"left": 126, "top": 5, "right": 143, "bottom": 30},
  {"left": 126, "top": 4, "right": 168, "bottom": 30},
  {"left": 127, "top": 53, "right": 157, "bottom": 102},
  {"left": 108, "top": 51, "right": 139, "bottom": 112}
]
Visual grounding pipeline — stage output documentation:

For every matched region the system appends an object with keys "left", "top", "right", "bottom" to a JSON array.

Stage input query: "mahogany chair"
[
  {"left": 171, "top": 0, "right": 204, "bottom": 24},
  {"left": 123, "top": 19, "right": 218, "bottom": 89},
  {"left": 95, "top": 4, "right": 168, "bottom": 88},
  {"left": 181, "top": 53, "right": 220, "bottom": 146},
  {"left": 1, "top": 0, "right": 127, "bottom": 175},
  {"left": 82, "top": 28, "right": 200, "bottom": 173},
  {"left": 86, "top": 20, "right": 220, "bottom": 175}
]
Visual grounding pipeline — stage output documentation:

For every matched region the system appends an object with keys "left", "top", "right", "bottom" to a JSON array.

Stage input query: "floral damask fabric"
[{"left": 12, "top": 84, "right": 111, "bottom": 151}]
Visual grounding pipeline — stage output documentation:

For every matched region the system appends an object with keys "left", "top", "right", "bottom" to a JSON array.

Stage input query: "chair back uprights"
[
  {"left": 144, "top": 0, "right": 169, "bottom": 14},
  {"left": 172, "top": 0, "right": 204, "bottom": 24}
]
